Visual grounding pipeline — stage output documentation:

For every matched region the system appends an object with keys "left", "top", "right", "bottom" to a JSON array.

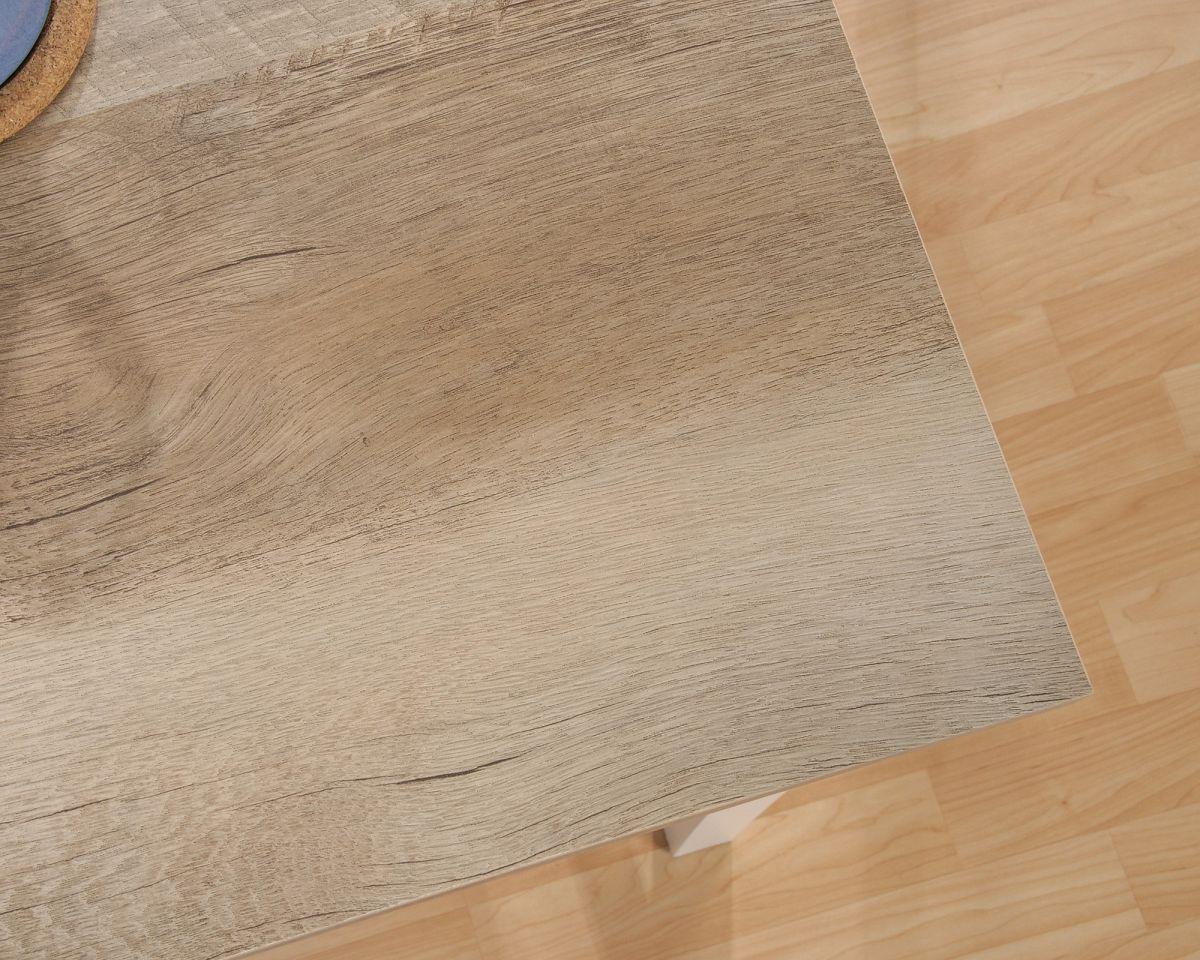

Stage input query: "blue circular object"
[{"left": 0, "top": 0, "right": 53, "bottom": 87}]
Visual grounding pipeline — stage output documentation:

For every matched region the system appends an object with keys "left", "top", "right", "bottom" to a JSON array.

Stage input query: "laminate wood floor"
[{"left": 247, "top": 0, "right": 1200, "bottom": 956}]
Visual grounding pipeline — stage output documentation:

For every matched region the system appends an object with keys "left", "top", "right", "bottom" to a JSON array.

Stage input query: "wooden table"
[{"left": 0, "top": 0, "right": 1089, "bottom": 957}]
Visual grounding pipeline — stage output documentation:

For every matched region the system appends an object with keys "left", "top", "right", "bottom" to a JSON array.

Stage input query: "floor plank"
[
  {"left": 950, "top": 306, "right": 1076, "bottom": 421},
  {"left": 1102, "top": 571, "right": 1200, "bottom": 703},
  {"left": 929, "top": 160, "right": 1200, "bottom": 316},
  {"left": 928, "top": 692, "right": 1200, "bottom": 865},
  {"left": 1111, "top": 804, "right": 1200, "bottom": 929},
  {"left": 1044, "top": 254, "right": 1200, "bottom": 394},
  {"left": 671, "top": 834, "right": 1143, "bottom": 960},
  {"left": 837, "top": 0, "right": 1200, "bottom": 149},
  {"left": 468, "top": 773, "right": 960, "bottom": 960},
  {"left": 1165, "top": 363, "right": 1200, "bottom": 452},
  {"left": 894, "top": 61, "right": 1200, "bottom": 239},
  {"left": 1033, "top": 466, "right": 1200, "bottom": 605},
  {"left": 994, "top": 378, "right": 1196, "bottom": 515},
  {"left": 1077, "top": 919, "right": 1200, "bottom": 960}
]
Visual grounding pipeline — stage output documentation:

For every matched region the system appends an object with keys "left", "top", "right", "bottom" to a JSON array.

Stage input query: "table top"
[{"left": 0, "top": 0, "right": 1089, "bottom": 957}]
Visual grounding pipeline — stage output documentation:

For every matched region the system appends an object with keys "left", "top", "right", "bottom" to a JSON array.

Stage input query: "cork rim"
[{"left": 0, "top": 0, "right": 96, "bottom": 143}]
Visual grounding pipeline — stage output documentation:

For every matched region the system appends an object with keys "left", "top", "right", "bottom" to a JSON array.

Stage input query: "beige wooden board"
[
  {"left": 237, "top": 0, "right": 1200, "bottom": 956},
  {"left": 0, "top": 0, "right": 1087, "bottom": 958},
  {"left": 40, "top": 0, "right": 431, "bottom": 124}
]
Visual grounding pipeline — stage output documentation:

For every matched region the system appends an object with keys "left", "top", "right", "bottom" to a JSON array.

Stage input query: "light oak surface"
[
  {"left": 1, "top": 1, "right": 1089, "bottom": 958},
  {"left": 245, "top": 0, "right": 1200, "bottom": 957}
]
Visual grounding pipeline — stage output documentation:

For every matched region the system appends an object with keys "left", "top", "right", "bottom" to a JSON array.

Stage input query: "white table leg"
[{"left": 663, "top": 793, "right": 783, "bottom": 856}]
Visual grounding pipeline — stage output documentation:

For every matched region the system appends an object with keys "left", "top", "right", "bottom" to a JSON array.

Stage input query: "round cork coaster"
[{"left": 0, "top": 0, "right": 96, "bottom": 142}]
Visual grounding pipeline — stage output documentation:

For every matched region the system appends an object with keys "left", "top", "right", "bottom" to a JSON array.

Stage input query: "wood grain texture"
[
  {"left": 0, "top": 0, "right": 1087, "bottom": 958},
  {"left": 1101, "top": 571, "right": 1200, "bottom": 703},
  {"left": 464, "top": 771, "right": 963, "bottom": 960},
  {"left": 1165, "top": 362, "right": 1200, "bottom": 453},
  {"left": 1111, "top": 804, "right": 1200, "bottom": 930},
  {"left": 236, "top": 0, "right": 1200, "bottom": 957},
  {"left": 39, "top": 0, "right": 429, "bottom": 124},
  {"left": 664, "top": 834, "right": 1146, "bottom": 960}
]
